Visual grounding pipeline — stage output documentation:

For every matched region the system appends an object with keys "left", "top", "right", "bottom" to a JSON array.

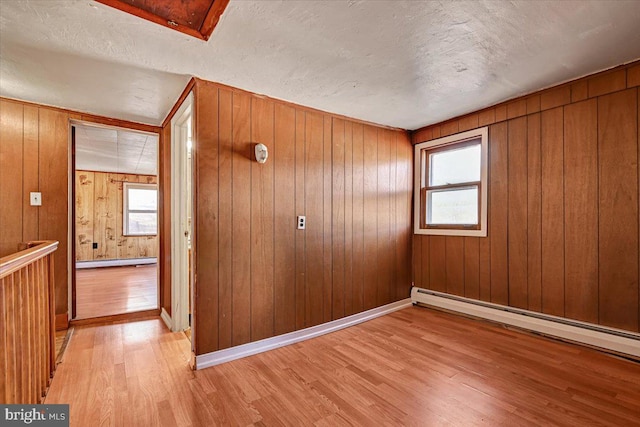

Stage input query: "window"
[
  {"left": 414, "top": 127, "right": 488, "bottom": 237},
  {"left": 123, "top": 183, "right": 157, "bottom": 236}
]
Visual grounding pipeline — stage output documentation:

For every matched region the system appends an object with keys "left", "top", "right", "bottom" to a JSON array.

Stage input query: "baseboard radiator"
[
  {"left": 76, "top": 257, "right": 157, "bottom": 269},
  {"left": 411, "top": 287, "right": 640, "bottom": 359}
]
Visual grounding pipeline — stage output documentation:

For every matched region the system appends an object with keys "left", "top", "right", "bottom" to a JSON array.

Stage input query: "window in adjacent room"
[
  {"left": 414, "top": 127, "right": 488, "bottom": 237},
  {"left": 123, "top": 183, "right": 158, "bottom": 236}
]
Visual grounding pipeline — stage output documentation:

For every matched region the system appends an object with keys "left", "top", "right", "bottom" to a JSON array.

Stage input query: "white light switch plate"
[{"left": 30, "top": 192, "right": 42, "bottom": 206}]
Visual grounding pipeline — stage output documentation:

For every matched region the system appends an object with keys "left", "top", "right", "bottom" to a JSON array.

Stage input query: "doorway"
[
  {"left": 71, "top": 122, "right": 160, "bottom": 320},
  {"left": 169, "top": 92, "right": 194, "bottom": 339}
]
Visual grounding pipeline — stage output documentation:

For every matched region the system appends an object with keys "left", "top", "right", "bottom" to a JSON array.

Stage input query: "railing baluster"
[
  {"left": 0, "top": 272, "right": 6, "bottom": 403},
  {"left": 0, "top": 241, "right": 58, "bottom": 404}
]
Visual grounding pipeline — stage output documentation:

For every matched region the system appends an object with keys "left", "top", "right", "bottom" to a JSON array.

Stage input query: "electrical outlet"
[
  {"left": 297, "top": 215, "right": 306, "bottom": 230},
  {"left": 92, "top": 243, "right": 98, "bottom": 249},
  {"left": 30, "top": 192, "right": 42, "bottom": 206}
]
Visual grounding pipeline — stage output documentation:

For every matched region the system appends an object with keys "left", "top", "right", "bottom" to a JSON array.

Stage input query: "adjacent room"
[
  {"left": 1, "top": 0, "right": 640, "bottom": 425},
  {"left": 73, "top": 124, "right": 159, "bottom": 320}
]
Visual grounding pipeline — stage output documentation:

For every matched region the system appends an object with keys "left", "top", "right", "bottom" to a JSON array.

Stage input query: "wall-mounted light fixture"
[{"left": 255, "top": 143, "right": 268, "bottom": 164}]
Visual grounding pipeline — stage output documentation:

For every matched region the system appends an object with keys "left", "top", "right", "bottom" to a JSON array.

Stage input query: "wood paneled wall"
[
  {"left": 0, "top": 97, "right": 162, "bottom": 318},
  {"left": 75, "top": 170, "right": 158, "bottom": 261},
  {"left": 192, "top": 79, "right": 413, "bottom": 355},
  {"left": 412, "top": 61, "right": 640, "bottom": 333},
  {"left": 0, "top": 99, "right": 69, "bottom": 315}
]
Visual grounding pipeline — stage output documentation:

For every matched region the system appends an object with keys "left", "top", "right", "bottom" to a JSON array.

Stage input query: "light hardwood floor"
[
  {"left": 75, "top": 265, "right": 158, "bottom": 319},
  {"left": 45, "top": 306, "right": 640, "bottom": 426}
]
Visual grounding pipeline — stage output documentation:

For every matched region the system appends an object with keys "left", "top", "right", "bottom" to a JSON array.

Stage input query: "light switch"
[
  {"left": 30, "top": 192, "right": 42, "bottom": 206},
  {"left": 297, "top": 215, "right": 306, "bottom": 230}
]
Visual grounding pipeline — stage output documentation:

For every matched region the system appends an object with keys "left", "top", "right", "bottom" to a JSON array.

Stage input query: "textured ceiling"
[
  {"left": 1, "top": 1, "right": 640, "bottom": 129},
  {"left": 75, "top": 124, "right": 158, "bottom": 176}
]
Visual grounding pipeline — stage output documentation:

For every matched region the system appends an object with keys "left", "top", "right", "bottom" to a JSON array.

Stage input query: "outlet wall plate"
[
  {"left": 297, "top": 215, "right": 306, "bottom": 230},
  {"left": 30, "top": 192, "right": 42, "bottom": 206}
]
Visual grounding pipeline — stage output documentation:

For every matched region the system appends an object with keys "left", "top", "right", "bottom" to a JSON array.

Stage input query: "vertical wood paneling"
[
  {"left": 0, "top": 100, "right": 24, "bottom": 257},
  {"left": 507, "top": 117, "right": 528, "bottom": 309},
  {"left": 116, "top": 174, "right": 132, "bottom": 259},
  {"left": 419, "top": 236, "right": 429, "bottom": 289},
  {"left": 76, "top": 171, "right": 157, "bottom": 261},
  {"left": 489, "top": 122, "right": 508, "bottom": 306},
  {"left": 189, "top": 81, "right": 413, "bottom": 354},
  {"left": 351, "top": 123, "right": 365, "bottom": 313},
  {"left": 295, "top": 111, "right": 306, "bottom": 330},
  {"left": 541, "top": 107, "right": 565, "bottom": 317},
  {"left": 93, "top": 172, "right": 117, "bottom": 259},
  {"left": 564, "top": 99, "right": 598, "bottom": 323},
  {"left": 429, "top": 236, "right": 446, "bottom": 293},
  {"left": 344, "top": 121, "right": 354, "bottom": 315},
  {"left": 478, "top": 128, "right": 495, "bottom": 301},
  {"left": 377, "top": 129, "right": 392, "bottom": 305},
  {"left": 396, "top": 132, "right": 412, "bottom": 300},
  {"left": 541, "top": 86, "right": 571, "bottom": 111},
  {"left": 322, "top": 116, "right": 333, "bottom": 322},
  {"left": 38, "top": 108, "right": 69, "bottom": 314},
  {"left": 274, "top": 103, "right": 296, "bottom": 335},
  {"left": 413, "top": 235, "right": 422, "bottom": 287},
  {"left": 389, "top": 130, "right": 398, "bottom": 302},
  {"left": 362, "top": 125, "right": 378, "bottom": 310},
  {"left": 331, "top": 118, "right": 346, "bottom": 319},
  {"left": 23, "top": 106, "right": 39, "bottom": 243},
  {"left": 445, "top": 237, "right": 464, "bottom": 296},
  {"left": 231, "top": 91, "right": 252, "bottom": 345},
  {"left": 464, "top": 237, "right": 480, "bottom": 299},
  {"left": 75, "top": 171, "right": 94, "bottom": 261},
  {"left": 527, "top": 113, "right": 542, "bottom": 312},
  {"left": 588, "top": 69, "right": 626, "bottom": 98},
  {"left": 250, "top": 96, "right": 275, "bottom": 341},
  {"left": 305, "top": 113, "right": 325, "bottom": 327},
  {"left": 411, "top": 63, "right": 640, "bottom": 333},
  {"left": 479, "top": 234, "right": 491, "bottom": 302},
  {"left": 195, "top": 83, "right": 219, "bottom": 353},
  {"left": 217, "top": 89, "right": 233, "bottom": 348},
  {"left": 598, "top": 89, "right": 638, "bottom": 331}
]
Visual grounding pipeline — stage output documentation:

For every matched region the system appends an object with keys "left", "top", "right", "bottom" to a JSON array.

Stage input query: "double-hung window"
[
  {"left": 414, "top": 127, "right": 488, "bottom": 237},
  {"left": 123, "top": 183, "right": 158, "bottom": 236}
]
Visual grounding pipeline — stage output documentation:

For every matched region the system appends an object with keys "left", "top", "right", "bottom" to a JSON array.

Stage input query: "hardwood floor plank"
[
  {"left": 75, "top": 265, "right": 157, "bottom": 319},
  {"left": 45, "top": 307, "right": 640, "bottom": 426}
]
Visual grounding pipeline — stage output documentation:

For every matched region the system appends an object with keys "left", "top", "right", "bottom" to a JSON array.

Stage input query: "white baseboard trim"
[
  {"left": 411, "top": 287, "right": 640, "bottom": 359},
  {"left": 76, "top": 258, "right": 157, "bottom": 269},
  {"left": 196, "top": 298, "right": 412, "bottom": 370},
  {"left": 160, "top": 307, "right": 173, "bottom": 331}
]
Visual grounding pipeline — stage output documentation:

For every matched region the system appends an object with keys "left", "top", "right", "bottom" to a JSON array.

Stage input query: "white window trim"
[
  {"left": 413, "top": 127, "right": 488, "bottom": 237},
  {"left": 123, "top": 182, "right": 158, "bottom": 236}
]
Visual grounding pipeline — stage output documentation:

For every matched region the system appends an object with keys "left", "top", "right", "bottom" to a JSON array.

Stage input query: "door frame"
[
  {"left": 168, "top": 92, "right": 194, "bottom": 334},
  {"left": 69, "top": 119, "right": 161, "bottom": 321}
]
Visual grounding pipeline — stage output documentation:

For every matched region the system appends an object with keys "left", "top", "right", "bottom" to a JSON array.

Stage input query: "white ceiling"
[
  {"left": 75, "top": 124, "right": 158, "bottom": 176},
  {"left": 1, "top": 1, "right": 640, "bottom": 130}
]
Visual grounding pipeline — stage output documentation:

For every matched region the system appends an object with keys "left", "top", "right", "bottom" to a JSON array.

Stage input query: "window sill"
[{"left": 414, "top": 228, "right": 486, "bottom": 237}]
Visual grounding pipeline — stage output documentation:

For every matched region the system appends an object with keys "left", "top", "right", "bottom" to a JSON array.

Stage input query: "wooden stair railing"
[{"left": 0, "top": 240, "right": 58, "bottom": 404}]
